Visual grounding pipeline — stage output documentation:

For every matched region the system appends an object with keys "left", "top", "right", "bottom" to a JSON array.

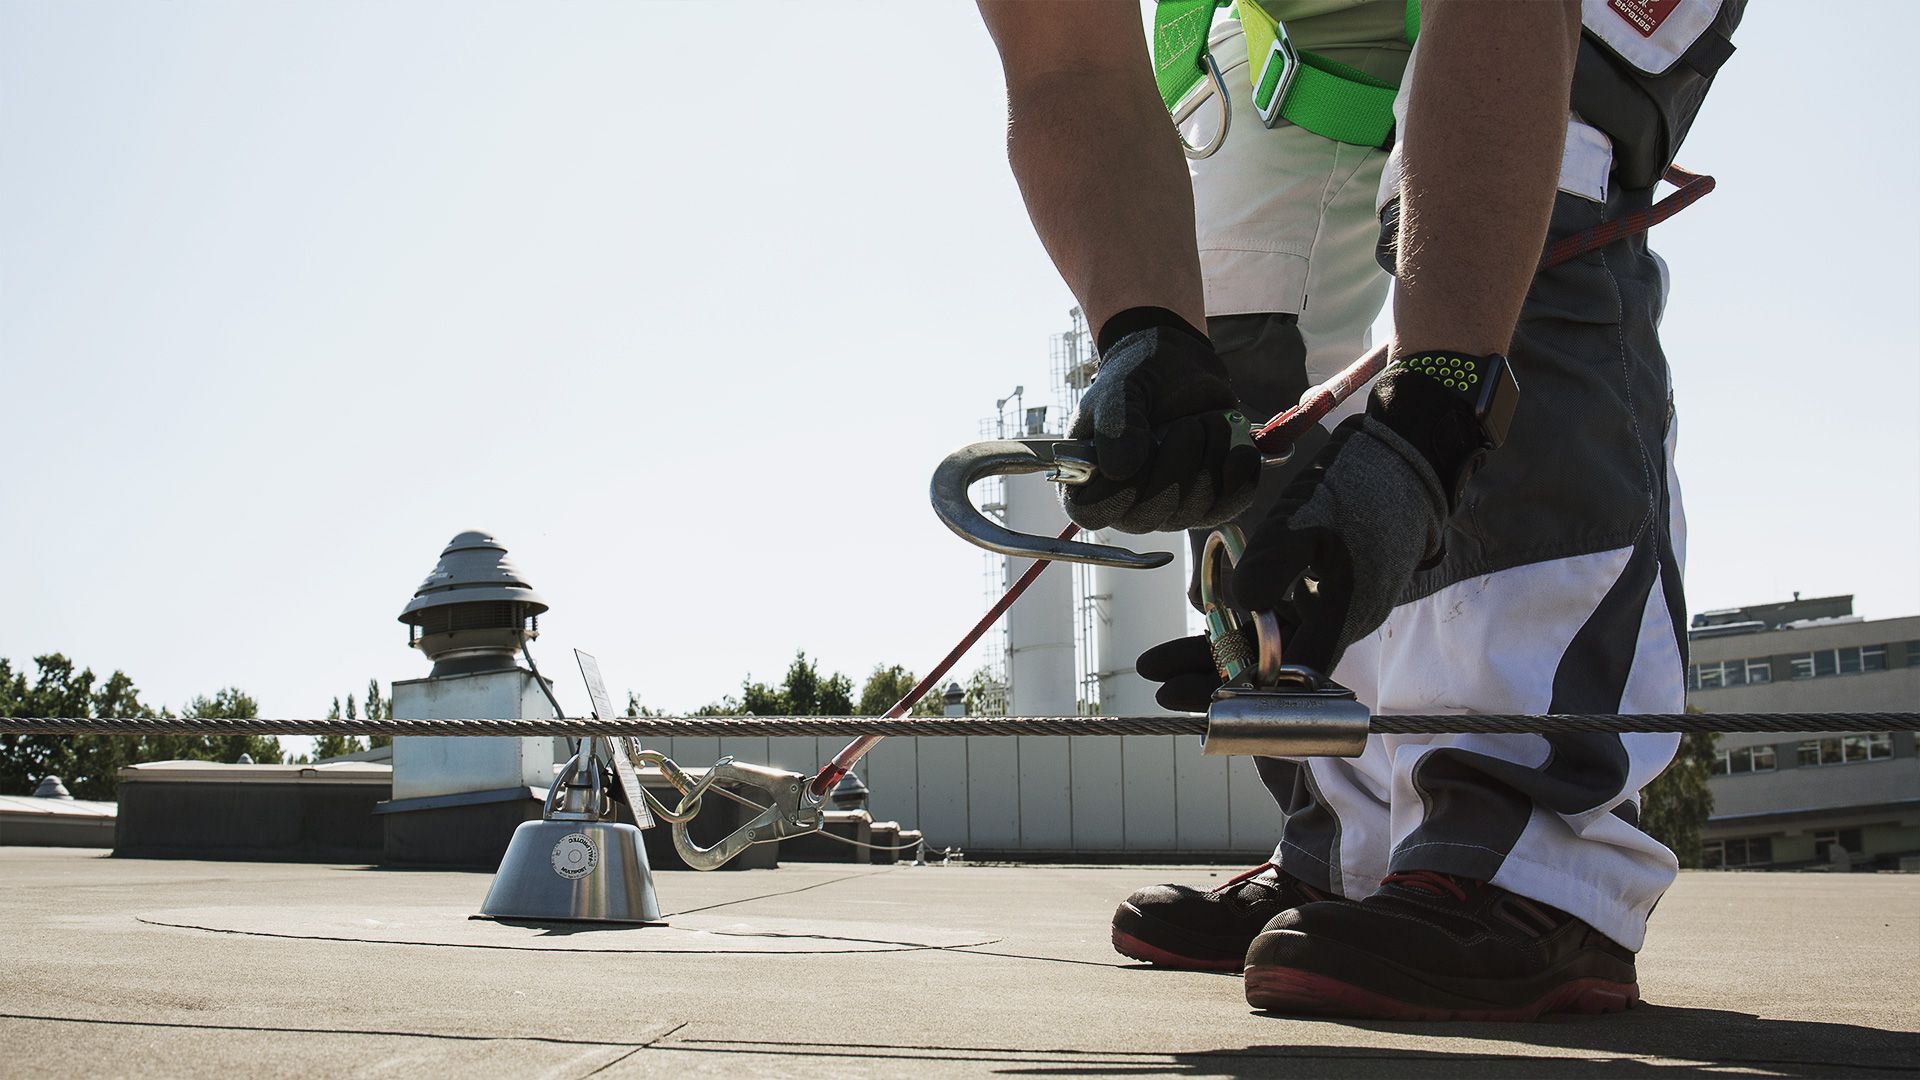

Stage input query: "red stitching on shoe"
[
  {"left": 1381, "top": 869, "right": 1469, "bottom": 903},
  {"left": 1506, "top": 895, "right": 1562, "bottom": 933},
  {"left": 1210, "top": 861, "right": 1280, "bottom": 895}
]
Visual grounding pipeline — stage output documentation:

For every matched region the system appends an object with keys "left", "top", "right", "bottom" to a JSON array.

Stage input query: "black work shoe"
[
  {"left": 1243, "top": 870, "right": 1640, "bottom": 1020},
  {"left": 1112, "top": 863, "right": 1336, "bottom": 972}
]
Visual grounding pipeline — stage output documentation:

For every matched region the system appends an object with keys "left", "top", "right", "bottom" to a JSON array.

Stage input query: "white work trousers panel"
[{"left": 1302, "top": 409, "right": 1687, "bottom": 953}]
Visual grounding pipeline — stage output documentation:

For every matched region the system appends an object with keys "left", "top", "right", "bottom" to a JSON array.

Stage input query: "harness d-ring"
[
  {"left": 1199, "top": 526, "right": 1283, "bottom": 684},
  {"left": 1172, "top": 51, "right": 1231, "bottom": 159}
]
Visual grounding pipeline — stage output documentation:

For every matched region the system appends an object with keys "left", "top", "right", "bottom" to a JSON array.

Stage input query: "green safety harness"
[{"left": 1155, "top": 0, "right": 1418, "bottom": 157}]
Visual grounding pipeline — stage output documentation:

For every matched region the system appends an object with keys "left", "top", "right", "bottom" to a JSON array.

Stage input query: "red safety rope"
[
  {"left": 1542, "top": 165, "right": 1713, "bottom": 270},
  {"left": 810, "top": 165, "right": 1716, "bottom": 798},
  {"left": 809, "top": 538, "right": 1068, "bottom": 798}
]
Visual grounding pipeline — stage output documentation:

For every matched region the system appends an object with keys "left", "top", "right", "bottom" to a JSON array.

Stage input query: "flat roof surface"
[
  {"left": 2, "top": 848, "right": 1915, "bottom": 1077},
  {"left": 118, "top": 760, "right": 392, "bottom": 783},
  {"left": 0, "top": 795, "right": 115, "bottom": 819}
]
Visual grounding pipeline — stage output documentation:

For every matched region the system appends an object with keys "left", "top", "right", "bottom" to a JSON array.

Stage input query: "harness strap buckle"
[{"left": 1251, "top": 20, "right": 1301, "bottom": 128}]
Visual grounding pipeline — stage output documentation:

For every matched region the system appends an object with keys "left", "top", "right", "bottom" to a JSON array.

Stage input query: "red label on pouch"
[{"left": 1607, "top": 0, "right": 1684, "bottom": 37}]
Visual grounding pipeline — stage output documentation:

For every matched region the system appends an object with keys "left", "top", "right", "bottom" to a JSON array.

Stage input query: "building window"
[
  {"left": 1703, "top": 836, "right": 1773, "bottom": 868},
  {"left": 1713, "top": 744, "right": 1777, "bottom": 775},
  {"left": 1689, "top": 658, "right": 1774, "bottom": 691},
  {"left": 1813, "top": 828, "right": 1864, "bottom": 862},
  {"left": 1796, "top": 732, "right": 1893, "bottom": 766},
  {"left": 1906, "top": 641, "right": 1920, "bottom": 668},
  {"left": 1789, "top": 645, "right": 1892, "bottom": 680}
]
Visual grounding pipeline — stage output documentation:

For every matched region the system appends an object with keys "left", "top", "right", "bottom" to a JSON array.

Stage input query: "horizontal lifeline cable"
[{"left": 3, "top": 714, "right": 1915, "bottom": 739}]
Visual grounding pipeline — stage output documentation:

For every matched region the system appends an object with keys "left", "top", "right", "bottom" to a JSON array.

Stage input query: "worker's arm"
[
  {"left": 1228, "top": 0, "right": 1583, "bottom": 675},
  {"left": 978, "top": 0, "right": 1258, "bottom": 534},
  {"left": 1392, "top": 0, "right": 1581, "bottom": 356},
  {"left": 977, "top": 0, "right": 1205, "bottom": 335}
]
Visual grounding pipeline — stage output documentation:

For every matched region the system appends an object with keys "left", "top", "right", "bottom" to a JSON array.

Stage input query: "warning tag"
[{"left": 1607, "top": 0, "right": 1684, "bottom": 38}]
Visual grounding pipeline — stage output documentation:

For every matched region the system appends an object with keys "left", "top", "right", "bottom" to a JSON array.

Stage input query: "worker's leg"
[
  {"left": 1279, "top": 181, "right": 1686, "bottom": 945},
  {"left": 1244, "top": 184, "right": 1689, "bottom": 1019}
]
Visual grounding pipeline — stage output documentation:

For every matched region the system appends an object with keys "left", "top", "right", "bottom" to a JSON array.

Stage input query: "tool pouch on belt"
[{"left": 1570, "top": 0, "right": 1744, "bottom": 190}]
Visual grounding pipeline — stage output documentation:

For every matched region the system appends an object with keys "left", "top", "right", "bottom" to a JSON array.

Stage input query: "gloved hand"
[
  {"left": 1231, "top": 367, "right": 1481, "bottom": 674},
  {"left": 1063, "top": 324, "right": 1262, "bottom": 533},
  {"left": 1136, "top": 631, "right": 1239, "bottom": 713},
  {"left": 1134, "top": 366, "right": 1488, "bottom": 708}
]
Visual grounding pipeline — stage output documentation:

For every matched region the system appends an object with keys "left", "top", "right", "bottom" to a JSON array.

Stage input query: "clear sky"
[{"left": 3, "top": 2, "right": 1916, "bottom": 753}]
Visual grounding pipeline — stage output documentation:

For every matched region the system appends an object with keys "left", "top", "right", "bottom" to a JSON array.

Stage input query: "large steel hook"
[
  {"left": 928, "top": 438, "right": 1176, "bottom": 570},
  {"left": 930, "top": 344, "right": 1393, "bottom": 571},
  {"left": 667, "top": 759, "right": 822, "bottom": 871}
]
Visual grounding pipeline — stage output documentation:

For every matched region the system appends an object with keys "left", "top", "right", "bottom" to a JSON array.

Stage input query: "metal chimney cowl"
[
  {"left": 33, "top": 775, "right": 73, "bottom": 800},
  {"left": 399, "top": 530, "right": 551, "bottom": 677}
]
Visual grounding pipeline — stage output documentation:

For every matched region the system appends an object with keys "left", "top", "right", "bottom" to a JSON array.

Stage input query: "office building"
[{"left": 1687, "top": 595, "right": 1919, "bottom": 869}]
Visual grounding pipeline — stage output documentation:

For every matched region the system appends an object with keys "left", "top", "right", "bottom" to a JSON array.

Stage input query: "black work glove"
[
  {"left": 1230, "top": 367, "right": 1485, "bottom": 674},
  {"left": 1063, "top": 324, "right": 1263, "bottom": 533},
  {"left": 1136, "top": 632, "right": 1238, "bottom": 713}
]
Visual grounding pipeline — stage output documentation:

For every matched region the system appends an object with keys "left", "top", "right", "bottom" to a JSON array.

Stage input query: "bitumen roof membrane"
[{"left": 2, "top": 848, "right": 1915, "bottom": 1077}]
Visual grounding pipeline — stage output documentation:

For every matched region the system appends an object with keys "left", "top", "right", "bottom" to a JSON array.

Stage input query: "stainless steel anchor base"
[
  {"left": 480, "top": 817, "right": 662, "bottom": 924},
  {"left": 479, "top": 731, "right": 664, "bottom": 924}
]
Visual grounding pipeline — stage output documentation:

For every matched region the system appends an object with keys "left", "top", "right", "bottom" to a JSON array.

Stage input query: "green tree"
[
  {"left": 313, "top": 678, "right": 393, "bottom": 758},
  {"left": 314, "top": 695, "right": 365, "bottom": 760},
  {"left": 365, "top": 678, "right": 391, "bottom": 749},
  {"left": 960, "top": 667, "right": 1007, "bottom": 717},
  {"left": 707, "top": 651, "right": 857, "bottom": 717},
  {"left": 856, "top": 664, "right": 945, "bottom": 717},
  {"left": 177, "top": 688, "right": 283, "bottom": 766},
  {"left": 1641, "top": 729, "right": 1716, "bottom": 868},
  {"left": 692, "top": 694, "right": 745, "bottom": 716},
  {"left": 0, "top": 654, "right": 275, "bottom": 798},
  {"left": 0, "top": 654, "right": 110, "bottom": 797}
]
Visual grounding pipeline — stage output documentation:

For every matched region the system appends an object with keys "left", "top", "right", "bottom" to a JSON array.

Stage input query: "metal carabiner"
[
  {"left": 669, "top": 760, "right": 823, "bottom": 871},
  {"left": 628, "top": 749, "right": 724, "bottom": 825},
  {"left": 1192, "top": 526, "right": 1371, "bottom": 756},
  {"left": 1173, "top": 51, "right": 1232, "bottom": 160},
  {"left": 1198, "top": 526, "right": 1284, "bottom": 686}
]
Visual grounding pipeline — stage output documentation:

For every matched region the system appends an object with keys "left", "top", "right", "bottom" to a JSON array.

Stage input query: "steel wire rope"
[{"left": 4, "top": 713, "right": 1915, "bottom": 737}]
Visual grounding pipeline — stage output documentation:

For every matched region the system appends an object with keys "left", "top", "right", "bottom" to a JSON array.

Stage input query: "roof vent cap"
[
  {"left": 830, "top": 771, "right": 870, "bottom": 811},
  {"left": 399, "top": 530, "right": 551, "bottom": 676},
  {"left": 33, "top": 775, "right": 73, "bottom": 799}
]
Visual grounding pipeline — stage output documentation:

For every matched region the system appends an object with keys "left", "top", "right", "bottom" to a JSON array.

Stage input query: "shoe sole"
[
  {"left": 1244, "top": 964, "right": 1640, "bottom": 1022},
  {"left": 1111, "top": 927, "right": 1244, "bottom": 972}
]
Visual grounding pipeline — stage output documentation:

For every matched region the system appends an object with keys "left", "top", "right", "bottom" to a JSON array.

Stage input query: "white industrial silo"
[
  {"left": 1092, "top": 533, "right": 1190, "bottom": 716},
  {"left": 1002, "top": 469, "right": 1078, "bottom": 716}
]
